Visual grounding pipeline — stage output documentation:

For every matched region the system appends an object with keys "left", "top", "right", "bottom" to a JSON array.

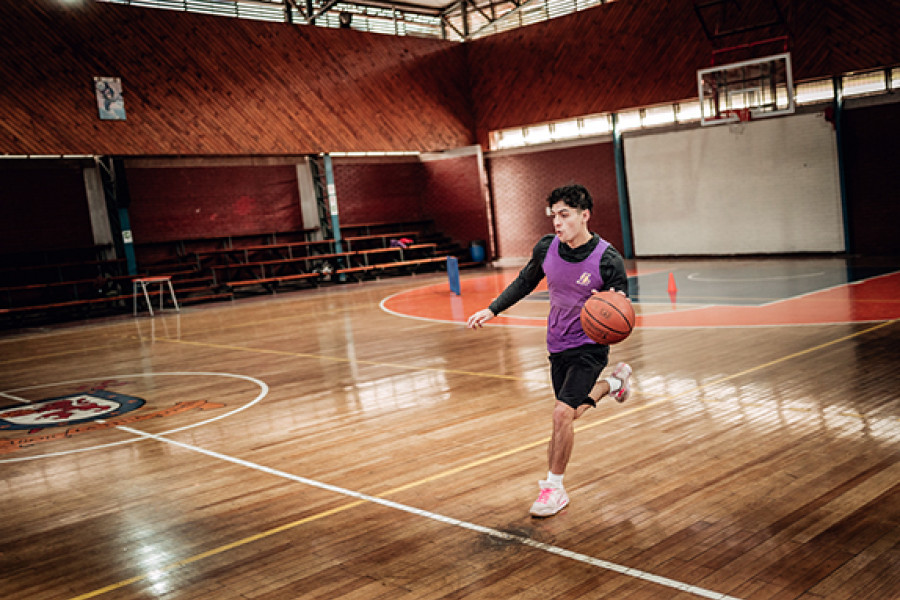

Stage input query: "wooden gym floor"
[{"left": 2, "top": 256, "right": 899, "bottom": 600}]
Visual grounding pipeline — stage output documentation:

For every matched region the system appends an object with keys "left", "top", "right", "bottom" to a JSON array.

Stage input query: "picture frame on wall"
[{"left": 94, "top": 76, "right": 126, "bottom": 121}]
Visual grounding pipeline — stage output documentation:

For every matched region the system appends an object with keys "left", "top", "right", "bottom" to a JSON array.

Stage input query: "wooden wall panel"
[
  {"left": 468, "top": 0, "right": 899, "bottom": 146},
  {"left": 787, "top": 0, "right": 898, "bottom": 78},
  {"left": 0, "top": 0, "right": 474, "bottom": 155},
  {"left": 1, "top": 0, "right": 895, "bottom": 157},
  {"left": 468, "top": 1, "right": 712, "bottom": 147}
]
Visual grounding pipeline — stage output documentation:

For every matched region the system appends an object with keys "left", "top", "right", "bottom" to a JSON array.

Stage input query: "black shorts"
[{"left": 549, "top": 344, "right": 610, "bottom": 409}]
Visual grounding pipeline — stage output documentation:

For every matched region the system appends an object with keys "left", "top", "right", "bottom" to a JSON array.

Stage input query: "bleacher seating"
[{"left": 1, "top": 222, "right": 483, "bottom": 327}]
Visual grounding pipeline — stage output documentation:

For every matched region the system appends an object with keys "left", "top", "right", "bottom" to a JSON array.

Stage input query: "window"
[{"left": 843, "top": 70, "right": 887, "bottom": 97}]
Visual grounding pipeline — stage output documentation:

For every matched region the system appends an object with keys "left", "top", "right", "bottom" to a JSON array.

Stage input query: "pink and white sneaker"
[
  {"left": 530, "top": 481, "right": 569, "bottom": 517},
  {"left": 609, "top": 362, "right": 632, "bottom": 403}
]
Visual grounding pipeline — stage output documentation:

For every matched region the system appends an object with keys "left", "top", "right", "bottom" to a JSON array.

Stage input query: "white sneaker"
[
  {"left": 529, "top": 481, "right": 569, "bottom": 517},
  {"left": 609, "top": 362, "right": 632, "bottom": 403}
]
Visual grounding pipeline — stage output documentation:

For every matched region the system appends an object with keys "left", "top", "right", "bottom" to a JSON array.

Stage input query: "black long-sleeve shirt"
[{"left": 488, "top": 233, "right": 628, "bottom": 316}]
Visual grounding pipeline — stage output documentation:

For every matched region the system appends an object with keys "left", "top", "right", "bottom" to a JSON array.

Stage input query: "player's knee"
[{"left": 552, "top": 402, "right": 575, "bottom": 427}]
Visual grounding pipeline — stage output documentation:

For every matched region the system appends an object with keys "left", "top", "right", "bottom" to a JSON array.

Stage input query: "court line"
[
  {"left": 152, "top": 336, "right": 544, "bottom": 382},
  {"left": 0, "top": 372, "right": 268, "bottom": 464},
  {"left": 66, "top": 425, "right": 741, "bottom": 600},
  {"left": 686, "top": 271, "right": 826, "bottom": 282},
  {"left": 369, "top": 318, "right": 900, "bottom": 495},
  {"left": 0, "top": 391, "right": 30, "bottom": 403},
  {"left": 381, "top": 270, "right": 900, "bottom": 327},
  {"left": 66, "top": 318, "right": 896, "bottom": 600}
]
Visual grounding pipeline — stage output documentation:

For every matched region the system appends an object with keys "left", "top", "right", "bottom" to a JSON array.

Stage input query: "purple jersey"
[{"left": 542, "top": 235, "right": 610, "bottom": 353}]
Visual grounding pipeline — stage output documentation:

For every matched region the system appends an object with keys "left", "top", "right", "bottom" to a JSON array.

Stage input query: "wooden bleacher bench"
[
  {"left": 171, "top": 275, "right": 214, "bottom": 287},
  {"left": 354, "top": 247, "right": 402, "bottom": 266},
  {"left": 339, "top": 220, "right": 432, "bottom": 237},
  {"left": 1, "top": 274, "right": 135, "bottom": 311},
  {"left": 1, "top": 292, "right": 142, "bottom": 319},
  {"left": 374, "top": 256, "right": 448, "bottom": 272},
  {"left": 193, "top": 239, "right": 336, "bottom": 266},
  {"left": 334, "top": 264, "right": 377, "bottom": 282},
  {"left": 224, "top": 272, "right": 320, "bottom": 293},
  {"left": 1, "top": 282, "right": 234, "bottom": 318},
  {"left": 135, "top": 228, "right": 321, "bottom": 263},
  {"left": 1, "top": 274, "right": 133, "bottom": 294},
  {"left": 342, "top": 231, "right": 419, "bottom": 251},
  {"left": 0, "top": 258, "right": 126, "bottom": 287},
  {"left": 405, "top": 243, "right": 437, "bottom": 251},
  {"left": 210, "top": 252, "right": 355, "bottom": 284}
]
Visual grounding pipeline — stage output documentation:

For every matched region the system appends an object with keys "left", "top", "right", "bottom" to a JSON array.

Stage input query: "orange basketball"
[{"left": 580, "top": 291, "right": 635, "bottom": 344}]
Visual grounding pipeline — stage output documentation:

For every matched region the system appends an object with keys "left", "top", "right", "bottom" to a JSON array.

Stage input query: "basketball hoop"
[
  {"left": 724, "top": 108, "right": 751, "bottom": 135},
  {"left": 723, "top": 108, "right": 752, "bottom": 123},
  {"left": 697, "top": 52, "right": 795, "bottom": 126}
]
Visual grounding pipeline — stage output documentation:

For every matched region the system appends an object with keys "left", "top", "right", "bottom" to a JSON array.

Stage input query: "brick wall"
[
  {"left": 333, "top": 159, "right": 426, "bottom": 225},
  {"left": 487, "top": 141, "right": 621, "bottom": 259},
  {"left": 421, "top": 154, "right": 490, "bottom": 258},
  {"left": 126, "top": 164, "right": 302, "bottom": 242}
]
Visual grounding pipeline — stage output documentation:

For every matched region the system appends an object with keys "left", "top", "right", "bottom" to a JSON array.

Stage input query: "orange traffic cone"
[{"left": 667, "top": 272, "right": 677, "bottom": 305}]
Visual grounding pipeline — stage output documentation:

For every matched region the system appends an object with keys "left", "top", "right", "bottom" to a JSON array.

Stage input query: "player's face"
[{"left": 549, "top": 201, "right": 590, "bottom": 247}]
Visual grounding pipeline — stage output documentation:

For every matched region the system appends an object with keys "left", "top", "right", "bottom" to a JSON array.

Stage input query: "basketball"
[{"left": 580, "top": 291, "right": 635, "bottom": 344}]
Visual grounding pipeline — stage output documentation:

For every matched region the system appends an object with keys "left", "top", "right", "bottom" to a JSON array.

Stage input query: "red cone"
[{"left": 667, "top": 272, "right": 677, "bottom": 305}]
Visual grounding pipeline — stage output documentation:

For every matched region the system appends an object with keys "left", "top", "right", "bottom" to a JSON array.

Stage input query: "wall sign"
[{"left": 94, "top": 76, "right": 126, "bottom": 121}]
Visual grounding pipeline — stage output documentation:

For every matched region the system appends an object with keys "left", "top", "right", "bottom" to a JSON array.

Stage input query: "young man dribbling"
[{"left": 467, "top": 184, "right": 633, "bottom": 517}]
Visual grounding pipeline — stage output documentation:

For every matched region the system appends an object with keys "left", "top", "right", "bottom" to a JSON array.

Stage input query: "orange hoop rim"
[{"left": 722, "top": 108, "right": 752, "bottom": 122}]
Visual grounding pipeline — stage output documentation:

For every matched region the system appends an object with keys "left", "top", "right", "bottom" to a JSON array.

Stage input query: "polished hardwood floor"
[{"left": 1, "top": 258, "right": 899, "bottom": 600}]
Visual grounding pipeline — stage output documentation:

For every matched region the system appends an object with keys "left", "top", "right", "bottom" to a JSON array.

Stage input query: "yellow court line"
[
  {"left": 381, "top": 319, "right": 898, "bottom": 494},
  {"left": 154, "top": 336, "right": 538, "bottom": 382},
  {"left": 68, "top": 500, "right": 367, "bottom": 600},
  {"left": 64, "top": 318, "right": 896, "bottom": 600},
  {"left": 0, "top": 341, "right": 133, "bottom": 366}
]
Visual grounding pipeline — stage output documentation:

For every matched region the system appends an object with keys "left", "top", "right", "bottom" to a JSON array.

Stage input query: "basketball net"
[{"left": 725, "top": 108, "right": 751, "bottom": 135}]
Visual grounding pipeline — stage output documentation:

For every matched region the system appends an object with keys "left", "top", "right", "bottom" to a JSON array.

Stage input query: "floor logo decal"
[
  {"left": 0, "top": 372, "right": 266, "bottom": 461},
  {"left": 0, "top": 390, "right": 145, "bottom": 432}
]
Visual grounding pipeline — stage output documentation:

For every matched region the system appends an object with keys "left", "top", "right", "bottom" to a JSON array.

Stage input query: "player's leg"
[
  {"left": 588, "top": 361, "right": 633, "bottom": 404},
  {"left": 548, "top": 400, "right": 577, "bottom": 474},
  {"left": 531, "top": 350, "right": 605, "bottom": 517}
]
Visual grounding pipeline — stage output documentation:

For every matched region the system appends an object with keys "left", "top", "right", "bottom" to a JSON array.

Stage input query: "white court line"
[
  {"left": 117, "top": 425, "right": 743, "bottom": 600},
  {"left": 0, "top": 372, "right": 268, "bottom": 464},
  {"left": 686, "top": 271, "right": 826, "bottom": 283},
  {"left": 0, "top": 391, "right": 31, "bottom": 403}
]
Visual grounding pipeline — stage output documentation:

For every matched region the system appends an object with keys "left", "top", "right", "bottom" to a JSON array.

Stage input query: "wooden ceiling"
[{"left": 1, "top": 0, "right": 896, "bottom": 156}]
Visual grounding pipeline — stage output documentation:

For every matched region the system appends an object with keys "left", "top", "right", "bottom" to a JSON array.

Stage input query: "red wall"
[
  {"left": 0, "top": 164, "right": 94, "bottom": 254},
  {"left": 125, "top": 165, "right": 302, "bottom": 243},
  {"left": 333, "top": 155, "right": 489, "bottom": 254},
  {"left": 421, "top": 154, "right": 491, "bottom": 259},
  {"left": 843, "top": 101, "right": 900, "bottom": 255},
  {"left": 333, "top": 159, "right": 426, "bottom": 225},
  {"left": 487, "top": 142, "right": 621, "bottom": 258}
]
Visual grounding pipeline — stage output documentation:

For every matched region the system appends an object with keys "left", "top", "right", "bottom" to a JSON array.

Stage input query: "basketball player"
[{"left": 466, "top": 184, "right": 633, "bottom": 517}]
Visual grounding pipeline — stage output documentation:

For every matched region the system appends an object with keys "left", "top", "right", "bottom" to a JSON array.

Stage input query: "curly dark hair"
[{"left": 547, "top": 184, "right": 592, "bottom": 212}]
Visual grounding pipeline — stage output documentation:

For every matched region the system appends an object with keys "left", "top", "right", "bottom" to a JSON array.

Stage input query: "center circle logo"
[
  {"left": 0, "top": 391, "right": 144, "bottom": 431},
  {"left": 0, "top": 371, "right": 268, "bottom": 463}
]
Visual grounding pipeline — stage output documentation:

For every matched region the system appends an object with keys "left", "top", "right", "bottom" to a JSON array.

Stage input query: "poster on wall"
[{"left": 94, "top": 76, "right": 126, "bottom": 120}]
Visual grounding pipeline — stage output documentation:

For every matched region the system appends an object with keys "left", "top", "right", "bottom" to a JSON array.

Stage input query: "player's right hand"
[{"left": 466, "top": 308, "right": 495, "bottom": 329}]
